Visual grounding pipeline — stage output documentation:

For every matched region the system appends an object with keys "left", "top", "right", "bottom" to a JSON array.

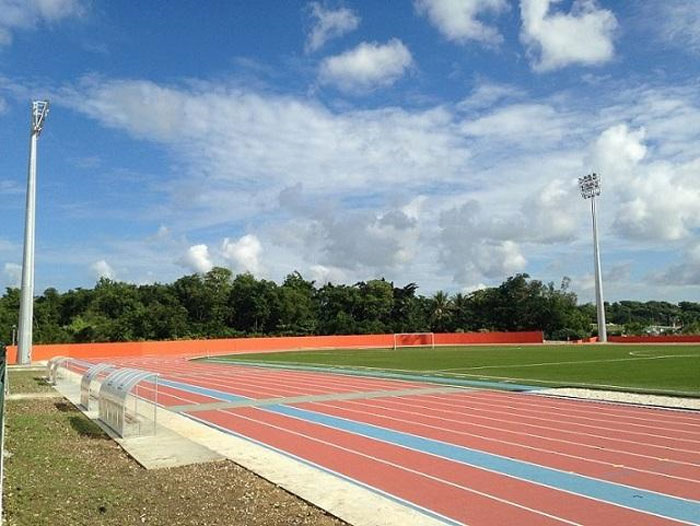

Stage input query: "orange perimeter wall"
[
  {"left": 608, "top": 335, "right": 700, "bottom": 344},
  {"left": 5, "top": 331, "right": 543, "bottom": 364}
]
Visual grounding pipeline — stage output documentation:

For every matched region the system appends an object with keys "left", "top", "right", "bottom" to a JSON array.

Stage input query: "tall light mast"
[
  {"left": 579, "top": 172, "right": 607, "bottom": 343},
  {"left": 17, "top": 100, "right": 49, "bottom": 364}
]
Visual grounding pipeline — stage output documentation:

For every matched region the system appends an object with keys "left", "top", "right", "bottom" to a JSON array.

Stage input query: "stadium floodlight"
[
  {"left": 578, "top": 172, "right": 607, "bottom": 343},
  {"left": 17, "top": 100, "right": 50, "bottom": 365}
]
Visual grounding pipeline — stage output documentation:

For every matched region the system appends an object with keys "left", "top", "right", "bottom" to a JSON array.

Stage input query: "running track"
[{"left": 70, "top": 356, "right": 700, "bottom": 525}]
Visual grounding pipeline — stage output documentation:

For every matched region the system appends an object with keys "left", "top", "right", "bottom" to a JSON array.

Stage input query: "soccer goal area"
[{"left": 393, "top": 332, "right": 435, "bottom": 350}]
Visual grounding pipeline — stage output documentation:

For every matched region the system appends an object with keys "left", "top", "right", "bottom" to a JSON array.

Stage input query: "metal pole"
[
  {"left": 590, "top": 195, "right": 607, "bottom": 342},
  {"left": 17, "top": 101, "right": 48, "bottom": 365},
  {"left": 17, "top": 127, "right": 38, "bottom": 364}
]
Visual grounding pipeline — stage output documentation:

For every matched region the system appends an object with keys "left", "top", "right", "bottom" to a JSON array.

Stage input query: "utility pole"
[
  {"left": 17, "top": 100, "right": 49, "bottom": 365},
  {"left": 579, "top": 172, "right": 607, "bottom": 343}
]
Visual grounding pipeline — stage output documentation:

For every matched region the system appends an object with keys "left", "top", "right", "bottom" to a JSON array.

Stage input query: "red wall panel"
[{"left": 5, "top": 330, "right": 544, "bottom": 365}]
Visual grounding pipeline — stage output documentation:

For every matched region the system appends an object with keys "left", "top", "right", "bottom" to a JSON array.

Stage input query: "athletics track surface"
[{"left": 69, "top": 356, "right": 700, "bottom": 525}]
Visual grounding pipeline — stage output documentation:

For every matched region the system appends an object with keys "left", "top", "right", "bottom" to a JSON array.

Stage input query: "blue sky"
[{"left": 0, "top": 0, "right": 699, "bottom": 302}]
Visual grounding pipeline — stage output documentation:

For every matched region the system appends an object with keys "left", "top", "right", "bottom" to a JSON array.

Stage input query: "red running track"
[{"left": 81, "top": 356, "right": 700, "bottom": 525}]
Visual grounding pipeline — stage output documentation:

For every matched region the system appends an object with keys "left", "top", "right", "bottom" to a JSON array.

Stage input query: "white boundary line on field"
[{"left": 435, "top": 353, "right": 700, "bottom": 373}]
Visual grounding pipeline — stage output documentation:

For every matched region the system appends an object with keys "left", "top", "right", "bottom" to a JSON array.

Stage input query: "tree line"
[{"left": 0, "top": 269, "right": 698, "bottom": 345}]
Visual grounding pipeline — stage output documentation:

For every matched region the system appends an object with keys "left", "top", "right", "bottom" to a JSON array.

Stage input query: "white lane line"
[
  {"left": 432, "top": 391, "right": 700, "bottom": 427},
  {"left": 409, "top": 393, "right": 700, "bottom": 437}
]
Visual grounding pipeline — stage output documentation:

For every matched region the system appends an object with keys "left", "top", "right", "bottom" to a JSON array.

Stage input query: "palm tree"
[{"left": 430, "top": 291, "right": 452, "bottom": 332}]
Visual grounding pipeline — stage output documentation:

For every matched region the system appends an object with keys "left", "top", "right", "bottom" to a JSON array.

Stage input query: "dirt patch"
[{"left": 4, "top": 398, "right": 347, "bottom": 526}]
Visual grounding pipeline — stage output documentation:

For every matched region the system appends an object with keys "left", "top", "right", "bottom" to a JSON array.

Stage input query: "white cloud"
[
  {"left": 589, "top": 124, "right": 646, "bottom": 175},
  {"left": 90, "top": 259, "right": 115, "bottom": 280},
  {"left": 305, "top": 2, "right": 360, "bottom": 52},
  {"left": 309, "top": 264, "right": 346, "bottom": 285},
  {"left": 3, "top": 262, "right": 21, "bottom": 287},
  {"left": 415, "top": 0, "right": 508, "bottom": 45},
  {"left": 459, "top": 103, "right": 578, "bottom": 148},
  {"left": 612, "top": 162, "right": 700, "bottom": 242},
  {"left": 439, "top": 202, "right": 527, "bottom": 282},
  {"left": 221, "top": 234, "right": 263, "bottom": 275},
  {"left": 319, "top": 39, "right": 413, "bottom": 93},
  {"left": 654, "top": 243, "right": 700, "bottom": 286},
  {"left": 522, "top": 178, "right": 578, "bottom": 243},
  {"left": 457, "top": 80, "right": 524, "bottom": 111},
  {"left": 652, "top": 1, "right": 700, "bottom": 56},
  {"left": 0, "top": 0, "right": 85, "bottom": 46},
  {"left": 37, "top": 75, "right": 700, "bottom": 297},
  {"left": 520, "top": 0, "right": 617, "bottom": 71},
  {"left": 178, "top": 244, "right": 213, "bottom": 274},
  {"left": 582, "top": 123, "right": 700, "bottom": 243}
]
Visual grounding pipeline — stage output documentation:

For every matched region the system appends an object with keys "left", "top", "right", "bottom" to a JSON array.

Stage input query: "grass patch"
[
  {"left": 7, "top": 370, "right": 54, "bottom": 394},
  {"left": 4, "top": 398, "right": 346, "bottom": 526},
  {"left": 212, "top": 344, "right": 700, "bottom": 395}
]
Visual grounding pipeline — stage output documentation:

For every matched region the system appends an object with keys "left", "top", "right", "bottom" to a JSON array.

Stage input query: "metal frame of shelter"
[
  {"left": 80, "top": 363, "right": 116, "bottom": 411},
  {"left": 98, "top": 368, "right": 159, "bottom": 438},
  {"left": 46, "top": 356, "right": 69, "bottom": 385}
]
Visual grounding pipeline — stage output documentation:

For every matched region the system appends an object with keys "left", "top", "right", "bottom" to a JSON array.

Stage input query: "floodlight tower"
[
  {"left": 579, "top": 172, "right": 607, "bottom": 343},
  {"left": 17, "top": 100, "right": 50, "bottom": 365}
]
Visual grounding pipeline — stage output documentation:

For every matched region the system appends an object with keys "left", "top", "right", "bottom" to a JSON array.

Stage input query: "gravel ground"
[{"left": 535, "top": 388, "right": 700, "bottom": 410}]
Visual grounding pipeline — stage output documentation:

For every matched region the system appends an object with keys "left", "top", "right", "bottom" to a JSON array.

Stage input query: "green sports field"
[{"left": 212, "top": 344, "right": 700, "bottom": 396}]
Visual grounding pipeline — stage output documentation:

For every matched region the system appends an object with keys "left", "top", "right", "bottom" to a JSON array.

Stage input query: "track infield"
[{"left": 75, "top": 355, "right": 700, "bottom": 526}]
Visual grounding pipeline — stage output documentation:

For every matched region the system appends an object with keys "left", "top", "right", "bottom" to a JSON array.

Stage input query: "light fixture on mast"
[{"left": 578, "top": 172, "right": 607, "bottom": 343}]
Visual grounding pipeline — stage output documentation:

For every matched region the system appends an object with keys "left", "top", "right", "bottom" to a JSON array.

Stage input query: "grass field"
[{"left": 214, "top": 344, "right": 700, "bottom": 396}]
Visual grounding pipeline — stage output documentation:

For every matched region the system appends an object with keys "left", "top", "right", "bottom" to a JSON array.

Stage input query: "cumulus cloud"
[
  {"left": 3, "top": 262, "right": 21, "bottom": 286},
  {"left": 522, "top": 178, "right": 578, "bottom": 243},
  {"left": 654, "top": 243, "right": 700, "bottom": 286},
  {"left": 520, "top": 0, "right": 617, "bottom": 71},
  {"left": 319, "top": 39, "right": 413, "bottom": 93},
  {"left": 324, "top": 209, "right": 419, "bottom": 270},
  {"left": 305, "top": 2, "right": 360, "bottom": 52},
  {"left": 582, "top": 123, "right": 700, "bottom": 243},
  {"left": 221, "top": 234, "right": 263, "bottom": 275},
  {"left": 90, "top": 259, "right": 115, "bottom": 280},
  {"left": 309, "top": 264, "right": 346, "bottom": 285},
  {"left": 0, "top": 0, "right": 85, "bottom": 46},
  {"left": 179, "top": 244, "right": 213, "bottom": 274},
  {"left": 589, "top": 124, "right": 646, "bottom": 175},
  {"left": 439, "top": 201, "right": 527, "bottom": 282},
  {"left": 276, "top": 186, "right": 422, "bottom": 274},
  {"left": 415, "top": 0, "right": 508, "bottom": 45},
  {"left": 612, "top": 162, "right": 700, "bottom": 242}
]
